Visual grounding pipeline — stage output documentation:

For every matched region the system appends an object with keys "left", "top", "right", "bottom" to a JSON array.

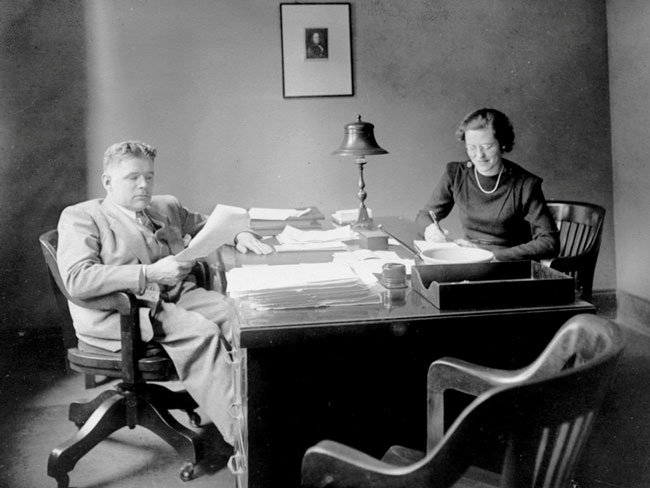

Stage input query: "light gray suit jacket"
[{"left": 57, "top": 195, "right": 244, "bottom": 351}]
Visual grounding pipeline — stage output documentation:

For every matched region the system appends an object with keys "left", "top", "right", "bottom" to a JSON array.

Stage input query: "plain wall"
[
  {"left": 85, "top": 0, "right": 615, "bottom": 290},
  {"left": 0, "top": 1, "right": 87, "bottom": 331},
  {"left": 1, "top": 0, "right": 616, "bottom": 331},
  {"left": 607, "top": 0, "right": 650, "bottom": 302}
]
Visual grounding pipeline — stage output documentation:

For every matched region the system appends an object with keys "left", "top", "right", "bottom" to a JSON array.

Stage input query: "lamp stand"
[{"left": 353, "top": 156, "right": 374, "bottom": 229}]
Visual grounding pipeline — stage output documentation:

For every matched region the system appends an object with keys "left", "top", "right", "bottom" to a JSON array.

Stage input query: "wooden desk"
[{"left": 221, "top": 217, "right": 596, "bottom": 487}]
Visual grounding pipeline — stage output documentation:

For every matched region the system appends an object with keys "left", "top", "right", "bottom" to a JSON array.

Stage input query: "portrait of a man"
[{"left": 305, "top": 28, "right": 328, "bottom": 59}]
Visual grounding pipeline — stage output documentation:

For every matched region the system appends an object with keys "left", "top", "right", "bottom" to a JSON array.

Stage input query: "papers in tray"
[{"left": 226, "top": 262, "right": 381, "bottom": 310}]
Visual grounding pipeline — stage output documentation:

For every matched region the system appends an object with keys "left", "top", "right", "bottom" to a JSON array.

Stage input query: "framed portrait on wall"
[{"left": 280, "top": 3, "right": 353, "bottom": 98}]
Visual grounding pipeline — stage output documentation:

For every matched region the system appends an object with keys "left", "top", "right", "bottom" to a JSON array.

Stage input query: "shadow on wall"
[{"left": 0, "top": 1, "right": 88, "bottom": 332}]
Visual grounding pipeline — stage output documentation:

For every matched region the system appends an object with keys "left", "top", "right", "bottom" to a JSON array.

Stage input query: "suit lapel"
[{"left": 102, "top": 200, "right": 153, "bottom": 264}]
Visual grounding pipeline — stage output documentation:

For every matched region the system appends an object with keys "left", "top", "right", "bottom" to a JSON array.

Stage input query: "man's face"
[
  {"left": 312, "top": 33, "right": 320, "bottom": 44},
  {"left": 102, "top": 156, "right": 154, "bottom": 211}
]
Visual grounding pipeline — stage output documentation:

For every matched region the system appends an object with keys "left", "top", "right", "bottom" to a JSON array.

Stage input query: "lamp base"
[{"left": 352, "top": 205, "right": 374, "bottom": 230}]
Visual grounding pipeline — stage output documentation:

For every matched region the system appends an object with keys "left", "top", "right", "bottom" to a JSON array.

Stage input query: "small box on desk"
[
  {"left": 411, "top": 261, "right": 575, "bottom": 310},
  {"left": 357, "top": 228, "right": 388, "bottom": 250}
]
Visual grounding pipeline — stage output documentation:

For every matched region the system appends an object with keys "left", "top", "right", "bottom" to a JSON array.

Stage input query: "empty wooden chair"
[{"left": 301, "top": 314, "right": 624, "bottom": 488}]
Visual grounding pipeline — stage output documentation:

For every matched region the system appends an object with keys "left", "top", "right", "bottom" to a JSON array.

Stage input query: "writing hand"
[
  {"left": 235, "top": 231, "right": 274, "bottom": 255},
  {"left": 145, "top": 255, "right": 194, "bottom": 286},
  {"left": 424, "top": 223, "right": 449, "bottom": 243}
]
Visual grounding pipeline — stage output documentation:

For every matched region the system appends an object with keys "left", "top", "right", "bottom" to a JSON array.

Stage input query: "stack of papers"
[
  {"left": 273, "top": 225, "right": 357, "bottom": 252},
  {"left": 226, "top": 262, "right": 381, "bottom": 310}
]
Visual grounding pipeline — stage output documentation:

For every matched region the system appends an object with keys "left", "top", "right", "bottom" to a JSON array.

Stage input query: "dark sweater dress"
[{"left": 415, "top": 160, "right": 559, "bottom": 261}]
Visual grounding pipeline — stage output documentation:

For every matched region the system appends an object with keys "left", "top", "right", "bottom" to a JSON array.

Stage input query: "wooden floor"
[{"left": 1, "top": 308, "right": 649, "bottom": 488}]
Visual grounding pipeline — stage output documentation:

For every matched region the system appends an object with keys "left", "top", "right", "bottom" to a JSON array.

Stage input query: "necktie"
[{"left": 136, "top": 211, "right": 155, "bottom": 233}]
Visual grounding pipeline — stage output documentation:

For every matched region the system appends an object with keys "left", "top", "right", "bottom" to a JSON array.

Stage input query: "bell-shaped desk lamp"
[{"left": 332, "top": 115, "right": 388, "bottom": 229}]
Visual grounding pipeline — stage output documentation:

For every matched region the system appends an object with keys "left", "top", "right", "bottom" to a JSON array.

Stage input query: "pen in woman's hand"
[{"left": 428, "top": 210, "right": 448, "bottom": 242}]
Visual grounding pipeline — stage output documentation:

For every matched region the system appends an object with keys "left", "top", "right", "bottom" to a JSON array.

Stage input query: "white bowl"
[{"left": 419, "top": 247, "right": 494, "bottom": 264}]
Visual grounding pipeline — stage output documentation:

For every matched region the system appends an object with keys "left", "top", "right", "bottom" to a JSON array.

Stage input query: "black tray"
[{"left": 411, "top": 261, "right": 575, "bottom": 309}]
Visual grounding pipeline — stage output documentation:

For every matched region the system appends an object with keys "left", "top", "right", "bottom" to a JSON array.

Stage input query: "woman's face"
[{"left": 465, "top": 128, "right": 503, "bottom": 176}]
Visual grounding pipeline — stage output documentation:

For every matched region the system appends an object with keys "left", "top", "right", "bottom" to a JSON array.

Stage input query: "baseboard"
[
  {"left": 616, "top": 290, "right": 650, "bottom": 332},
  {"left": 589, "top": 289, "right": 618, "bottom": 319}
]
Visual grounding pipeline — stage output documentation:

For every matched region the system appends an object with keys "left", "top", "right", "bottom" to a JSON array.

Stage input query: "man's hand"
[
  {"left": 424, "top": 223, "right": 449, "bottom": 243},
  {"left": 235, "top": 232, "right": 274, "bottom": 255},
  {"left": 145, "top": 255, "right": 194, "bottom": 286}
]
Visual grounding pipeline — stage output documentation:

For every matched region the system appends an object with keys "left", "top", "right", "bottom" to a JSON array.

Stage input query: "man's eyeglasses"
[{"left": 466, "top": 142, "right": 498, "bottom": 155}]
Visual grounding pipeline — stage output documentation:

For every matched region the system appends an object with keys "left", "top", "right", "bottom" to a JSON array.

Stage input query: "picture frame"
[{"left": 280, "top": 3, "right": 353, "bottom": 98}]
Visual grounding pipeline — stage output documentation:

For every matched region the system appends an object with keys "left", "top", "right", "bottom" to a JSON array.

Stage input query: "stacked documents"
[{"left": 226, "top": 262, "right": 381, "bottom": 310}]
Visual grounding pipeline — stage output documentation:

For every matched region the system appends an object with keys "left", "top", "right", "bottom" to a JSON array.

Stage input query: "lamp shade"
[{"left": 332, "top": 115, "right": 388, "bottom": 157}]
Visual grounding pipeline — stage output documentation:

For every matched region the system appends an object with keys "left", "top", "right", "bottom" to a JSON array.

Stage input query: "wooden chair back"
[
  {"left": 545, "top": 200, "right": 606, "bottom": 300},
  {"left": 301, "top": 314, "right": 624, "bottom": 488}
]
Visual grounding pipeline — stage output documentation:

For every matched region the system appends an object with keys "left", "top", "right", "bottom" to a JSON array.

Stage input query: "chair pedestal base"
[{"left": 48, "top": 383, "right": 202, "bottom": 488}]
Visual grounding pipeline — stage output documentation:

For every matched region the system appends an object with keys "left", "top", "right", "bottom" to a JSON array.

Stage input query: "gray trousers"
[{"left": 153, "top": 281, "right": 238, "bottom": 446}]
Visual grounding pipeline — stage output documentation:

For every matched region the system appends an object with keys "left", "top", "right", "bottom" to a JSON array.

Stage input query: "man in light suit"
[{"left": 57, "top": 140, "right": 272, "bottom": 446}]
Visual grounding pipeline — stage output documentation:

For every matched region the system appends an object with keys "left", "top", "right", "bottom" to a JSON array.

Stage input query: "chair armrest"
[
  {"left": 427, "top": 357, "right": 523, "bottom": 451},
  {"left": 302, "top": 440, "right": 400, "bottom": 487},
  {"left": 542, "top": 253, "right": 593, "bottom": 273},
  {"left": 67, "top": 291, "right": 134, "bottom": 316}
]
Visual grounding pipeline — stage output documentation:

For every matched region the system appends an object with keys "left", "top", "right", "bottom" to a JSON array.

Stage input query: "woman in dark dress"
[{"left": 416, "top": 108, "right": 559, "bottom": 261}]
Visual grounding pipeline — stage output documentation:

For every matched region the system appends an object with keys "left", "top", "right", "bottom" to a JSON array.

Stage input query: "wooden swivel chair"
[
  {"left": 543, "top": 200, "right": 606, "bottom": 301},
  {"left": 40, "top": 229, "right": 211, "bottom": 488},
  {"left": 301, "top": 314, "right": 624, "bottom": 488}
]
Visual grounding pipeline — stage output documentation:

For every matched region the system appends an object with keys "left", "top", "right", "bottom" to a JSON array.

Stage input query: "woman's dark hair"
[{"left": 455, "top": 108, "right": 515, "bottom": 153}]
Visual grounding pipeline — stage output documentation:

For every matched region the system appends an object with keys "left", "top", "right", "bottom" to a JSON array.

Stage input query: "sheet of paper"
[
  {"left": 175, "top": 204, "right": 248, "bottom": 261},
  {"left": 413, "top": 240, "right": 460, "bottom": 253},
  {"left": 276, "top": 225, "right": 356, "bottom": 244},
  {"left": 274, "top": 242, "right": 349, "bottom": 252},
  {"left": 332, "top": 250, "right": 403, "bottom": 263},
  {"left": 249, "top": 207, "right": 311, "bottom": 220}
]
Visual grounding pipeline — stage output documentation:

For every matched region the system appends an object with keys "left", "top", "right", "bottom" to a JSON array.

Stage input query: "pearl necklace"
[{"left": 474, "top": 165, "right": 504, "bottom": 194}]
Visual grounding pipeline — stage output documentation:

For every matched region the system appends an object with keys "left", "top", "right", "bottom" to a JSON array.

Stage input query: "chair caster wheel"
[
  {"left": 180, "top": 462, "right": 195, "bottom": 481},
  {"left": 188, "top": 411, "right": 201, "bottom": 427}
]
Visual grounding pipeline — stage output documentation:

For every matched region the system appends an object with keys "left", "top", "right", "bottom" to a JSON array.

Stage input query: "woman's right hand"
[{"left": 424, "top": 223, "right": 449, "bottom": 242}]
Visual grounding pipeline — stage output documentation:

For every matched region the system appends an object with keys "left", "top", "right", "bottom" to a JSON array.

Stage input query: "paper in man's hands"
[{"left": 175, "top": 204, "right": 249, "bottom": 261}]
